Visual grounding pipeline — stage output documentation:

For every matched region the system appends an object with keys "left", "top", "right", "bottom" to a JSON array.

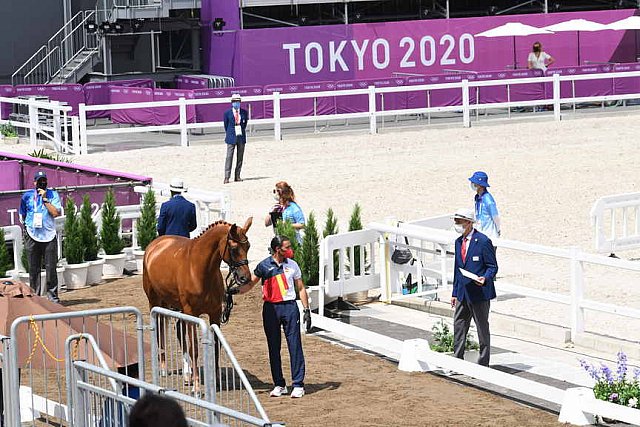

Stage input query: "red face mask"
[{"left": 282, "top": 248, "right": 294, "bottom": 259}]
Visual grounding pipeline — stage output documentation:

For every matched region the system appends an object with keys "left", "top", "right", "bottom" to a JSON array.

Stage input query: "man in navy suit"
[
  {"left": 157, "top": 179, "right": 197, "bottom": 238},
  {"left": 223, "top": 93, "right": 249, "bottom": 184},
  {"left": 451, "top": 208, "right": 498, "bottom": 366}
]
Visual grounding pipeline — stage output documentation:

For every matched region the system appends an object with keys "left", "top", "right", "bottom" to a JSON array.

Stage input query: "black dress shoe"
[
  {"left": 224, "top": 178, "right": 229, "bottom": 184},
  {"left": 234, "top": 178, "right": 243, "bottom": 182}
]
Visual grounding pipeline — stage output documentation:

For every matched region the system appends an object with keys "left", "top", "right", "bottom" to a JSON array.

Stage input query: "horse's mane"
[{"left": 193, "top": 220, "right": 232, "bottom": 240}]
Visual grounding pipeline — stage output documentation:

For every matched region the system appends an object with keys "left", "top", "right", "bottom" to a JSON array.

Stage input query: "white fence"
[
  {"left": 312, "top": 219, "right": 640, "bottom": 424},
  {"left": 0, "top": 96, "right": 79, "bottom": 154},
  {"left": 590, "top": 191, "right": 640, "bottom": 254},
  {"left": 67, "top": 69, "right": 640, "bottom": 154}
]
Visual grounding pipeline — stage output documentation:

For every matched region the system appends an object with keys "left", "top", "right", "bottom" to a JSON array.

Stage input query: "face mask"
[
  {"left": 232, "top": 102, "right": 240, "bottom": 109},
  {"left": 36, "top": 181, "right": 47, "bottom": 190},
  {"left": 453, "top": 224, "right": 465, "bottom": 234},
  {"left": 273, "top": 193, "right": 280, "bottom": 202},
  {"left": 282, "top": 248, "right": 294, "bottom": 259},
  {"left": 533, "top": 46, "right": 541, "bottom": 53},
  {"left": 470, "top": 182, "right": 478, "bottom": 192}
]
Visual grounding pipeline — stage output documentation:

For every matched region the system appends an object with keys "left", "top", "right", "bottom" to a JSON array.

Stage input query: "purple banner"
[
  {"left": 0, "top": 86, "right": 14, "bottom": 120},
  {"left": 152, "top": 89, "right": 197, "bottom": 125},
  {"left": 84, "top": 79, "right": 154, "bottom": 119},
  {"left": 176, "top": 76, "right": 209, "bottom": 90},
  {"left": 207, "top": 9, "right": 636, "bottom": 86},
  {"left": 14, "top": 84, "right": 84, "bottom": 115},
  {"left": 0, "top": 151, "right": 151, "bottom": 228},
  {"left": 264, "top": 81, "right": 336, "bottom": 118},
  {"left": 613, "top": 63, "right": 640, "bottom": 94},
  {"left": 194, "top": 86, "right": 265, "bottom": 123},
  {"left": 110, "top": 87, "right": 155, "bottom": 125}
]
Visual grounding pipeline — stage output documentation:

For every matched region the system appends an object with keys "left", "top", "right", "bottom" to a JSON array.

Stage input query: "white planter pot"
[
  {"left": 2, "top": 136, "right": 19, "bottom": 145},
  {"left": 102, "top": 253, "right": 126, "bottom": 279},
  {"left": 132, "top": 249, "right": 145, "bottom": 275},
  {"left": 18, "top": 268, "right": 65, "bottom": 294},
  {"left": 86, "top": 258, "right": 106, "bottom": 285},
  {"left": 63, "top": 262, "right": 90, "bottom": 290}
]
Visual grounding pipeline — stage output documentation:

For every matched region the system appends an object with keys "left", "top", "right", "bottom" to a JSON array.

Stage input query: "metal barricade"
[
  {"left": 8, "top": 307, "right": 144, "bottom": 426},
  {"left": 210, "top": 324, "right": 270, "bottom": 425},
  {"left": 150, "top": 307, "right": 215, "bottom": 424}
]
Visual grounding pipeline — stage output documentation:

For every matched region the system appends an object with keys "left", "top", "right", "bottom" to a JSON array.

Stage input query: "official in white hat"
[
  {"left": 157, "top": 178, "right": 197, "bottom": 238},
  {"left": 223, "top": 93, "right": 249, "bottom": 184},
  {"left": 450, "top": 207, "right": 498, "bottom": 367}
]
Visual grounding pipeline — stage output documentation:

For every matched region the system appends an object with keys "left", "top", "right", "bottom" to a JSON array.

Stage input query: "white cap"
[
  {"left": 231, "top": 93, "right": 241, "bottom": 101},
  {"left": 451, "top": 207, "right": 475, "bottom": 222},
  {"left": 169, "top": 178, "right": 186, "bottom": 193}
]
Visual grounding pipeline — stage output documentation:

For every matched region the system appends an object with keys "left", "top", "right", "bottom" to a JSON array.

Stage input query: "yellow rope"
[{"left": 24, "top": 315, "right": 78, "bottom": 365}]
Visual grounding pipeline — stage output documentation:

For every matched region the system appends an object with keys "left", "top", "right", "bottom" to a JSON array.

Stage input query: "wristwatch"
[{"left": 42, "top": 198, "right": 49, "bottom": 204}]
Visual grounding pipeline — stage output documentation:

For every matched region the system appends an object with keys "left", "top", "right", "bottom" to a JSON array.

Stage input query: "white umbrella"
[
  {"left": 543, "top": 19, "right": 610, "bottom": 65},
  {"left": 476, "top": 23, "right": 554, "bottom": 69},
  {"left": 607, "top": 16, "right": 640, "bottom": 62}
]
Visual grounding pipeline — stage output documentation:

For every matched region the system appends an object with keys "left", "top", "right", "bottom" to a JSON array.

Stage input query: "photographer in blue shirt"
[{"left": 19, "top": 171, "right": 62, "bottom": 302}]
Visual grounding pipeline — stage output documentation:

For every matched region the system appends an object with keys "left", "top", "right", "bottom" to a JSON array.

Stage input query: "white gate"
[{"left": 590, "top": 192, "right": 640, "bottom": 254}]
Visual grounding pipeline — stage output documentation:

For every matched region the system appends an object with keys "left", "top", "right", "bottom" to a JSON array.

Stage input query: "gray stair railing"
[{"left": 12, "top": 10, "right": 99, "bottom": 85}]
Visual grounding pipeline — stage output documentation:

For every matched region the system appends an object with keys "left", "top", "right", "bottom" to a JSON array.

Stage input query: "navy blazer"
[
  {"left": 157, "top": 195, "right": 197, "bottom": 238},
  {"left": 452, "top": 230, "right": 498, "bottom": 303},
  {"left": 223, "top": 108, "right": 249, "bottom": 145}
]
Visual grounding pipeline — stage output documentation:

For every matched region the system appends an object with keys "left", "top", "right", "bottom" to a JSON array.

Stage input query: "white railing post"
[
  {"left": 28, "top": 98, "right": 38, "bottom": 149},
  {"left": 462, "top": 79, "right": 471, "bottom": 128},
  {"left": 71, "top": 116, "right": 80, "bottom": 155},
  {"left": 52, "top": 102, "right": 62, "bottom": 152},
  {"left": 78, "top": 103, "right": 88, "bottom": 155},
  {"left": 553, "top": 73, "right": 561, "bottom": 122},
  {"left": 379, "top": 234, "right": 391, "bottom": 303},
  {"left": 273, "top": 91, "right": 282, "bottom": 140},
  {"left": 569, "top": 246, "right": 585, "bottom": 342},
  {"left": 179, "top": 97, "right": 188, "bottom": 147},
  {"left": 318, "top": 238, "right": 326, "bottom": 317},
  {"left": 368, "top": 85, "right": 377, "bottom": 134}
]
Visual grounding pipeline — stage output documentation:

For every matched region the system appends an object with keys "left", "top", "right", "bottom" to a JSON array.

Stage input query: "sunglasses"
[{"left": 273, "top": 189, "right": 281, "bottom": 194}]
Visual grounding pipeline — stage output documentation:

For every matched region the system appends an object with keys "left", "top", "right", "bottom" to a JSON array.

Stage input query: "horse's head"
[{"left": 222, "top": 217, "right": 252, "bottom": 285}]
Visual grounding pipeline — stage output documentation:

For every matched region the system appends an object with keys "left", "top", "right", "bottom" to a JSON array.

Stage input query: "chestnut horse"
[{"left": 142, "top": 218, "right": 252, "bottom": 391}]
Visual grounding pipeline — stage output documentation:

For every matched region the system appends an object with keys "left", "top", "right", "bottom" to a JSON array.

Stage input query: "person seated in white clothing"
[{"left": 527, "top": 41, "right": 555, "bottom": 72}]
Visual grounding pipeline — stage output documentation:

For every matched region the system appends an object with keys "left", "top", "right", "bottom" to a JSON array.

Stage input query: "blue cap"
[
  {"left": 468, "top": 171, "right": 490, "bottom": 187},
  {"left": 34, "top": 171, "right": 47, "bottom": 181}
]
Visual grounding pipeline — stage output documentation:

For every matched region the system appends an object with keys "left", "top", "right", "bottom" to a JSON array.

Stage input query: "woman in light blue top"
[
  {"left": 468, "top": 171, "right": 500, "bottom": 243},
  {"left": 264, "top": 181, "right": 305, "bottom": 243}
]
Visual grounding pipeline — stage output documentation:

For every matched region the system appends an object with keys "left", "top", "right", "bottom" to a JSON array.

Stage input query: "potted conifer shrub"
[
  {"left": 300, "top": 211, "right": 320, "bottom": 311},
  {"left": 79, "top": 194, "right": 104, "bottom": 285},
  {"left": 0, "top": 227, "right": 13, "bottom": 279},
  {"left": 18, "top": 243, "right": 65, "bottom": 291},
  {"left": 133, "top": 189, "right": 157, "bottom": 274},
  {"left": 62, "top": 196, "right": 90, "bottom": 289},
  {"left": 100, "top": 189, "right": 126, "bottom": 278},
  {"left": 1, "top": 122, "right": 19, "bottom": 145},
  {"left": 345, "top": 203, "right": 369, "bottom": 303}
]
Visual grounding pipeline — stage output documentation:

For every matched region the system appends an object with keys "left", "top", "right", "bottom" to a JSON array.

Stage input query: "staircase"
[
  {"left": 11, "top": 11, "right": 100, "bottom": 85},
  {"left": 12, "top": 0, "right": 202, "bottom": 86}
]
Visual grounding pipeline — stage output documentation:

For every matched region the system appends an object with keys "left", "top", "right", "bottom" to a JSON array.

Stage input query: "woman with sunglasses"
[
  {"left": 527, "top": 41, "right": 554, "bottom": 72},
  {"left": 264, "top": 181, "right": 305, "bottom": 243}
]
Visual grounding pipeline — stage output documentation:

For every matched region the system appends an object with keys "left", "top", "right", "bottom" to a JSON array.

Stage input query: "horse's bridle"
[
  {"left": 221, "top": 229, "right": 249, "bottom": 324},
  {"left": 222, "top": 230, "right": 249, "bottom": 270}
]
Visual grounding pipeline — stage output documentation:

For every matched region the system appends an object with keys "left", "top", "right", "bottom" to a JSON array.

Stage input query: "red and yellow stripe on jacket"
[{"left": 262, "top": 272, "right": 289, "bottom": 303}]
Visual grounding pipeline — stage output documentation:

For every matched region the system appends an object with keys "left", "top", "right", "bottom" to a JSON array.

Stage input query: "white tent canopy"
[
  {"left": 607, "top": 16, "right": 640, "bottom": 30},
  {"left": 542, "top": 19, "right": 611, "bottom": 65},
  {"left": 543, "top": 18, "right": 609, "bottom": 32},
  {"left": 475, "top": 22, "right": 553, "bottom": 69}
]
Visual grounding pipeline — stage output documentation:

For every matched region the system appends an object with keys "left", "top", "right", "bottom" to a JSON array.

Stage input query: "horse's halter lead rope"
[{"left": 221, "top": 230, "right": 249, "bottom": 324}]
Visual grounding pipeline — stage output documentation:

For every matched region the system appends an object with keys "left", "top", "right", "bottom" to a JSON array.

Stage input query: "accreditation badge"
[
  {"left": 33, "top": 212, "right": 43, "bottom": 229},
  {"left": 234, "top": 125, "right": 243, "bottom": 136}
]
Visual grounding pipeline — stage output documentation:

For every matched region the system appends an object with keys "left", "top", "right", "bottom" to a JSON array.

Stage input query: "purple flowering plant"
[{"left": 580, "top": 352, "right": 640, "bottom": 408}]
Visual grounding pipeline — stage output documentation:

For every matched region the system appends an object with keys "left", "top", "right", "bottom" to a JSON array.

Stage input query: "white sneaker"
[
  {"left": 290, "top": 387, "right": 305, "bottom": 398},
  {"left": 270, "top": 386, "right": 288, "bottom": 397}
]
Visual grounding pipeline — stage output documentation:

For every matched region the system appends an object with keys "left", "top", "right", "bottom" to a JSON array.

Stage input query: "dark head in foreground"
[{"left": 128, "top": 393, "right": 187, "bottom": 427}]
